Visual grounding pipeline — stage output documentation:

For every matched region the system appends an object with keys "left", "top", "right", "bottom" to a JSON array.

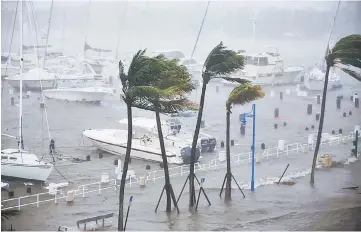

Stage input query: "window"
[
  {"left": 1, "top": 156, "right": 8, "bottom": 160},
  {"left": 9, "top": 157, "right": 17, "bottom": 160}
]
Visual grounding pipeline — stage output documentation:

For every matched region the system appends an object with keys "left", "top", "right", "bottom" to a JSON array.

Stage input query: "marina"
[{"left": 1, "top": 0, "right": 361, "bottom": 231}]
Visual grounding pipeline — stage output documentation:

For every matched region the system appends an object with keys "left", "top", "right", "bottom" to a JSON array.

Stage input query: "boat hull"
[
  {"left": 83, "top": 129, "right": 184, "bottom": 164},
  {"left": 1, "top": 162, "right": 54, "bottom": 181},
  {"left": 43, "top": 88, "right": 110, "bottom": 103},
  {"left": 5, "top": 79, "right": 57, "bottom": 91},
  {"left": 304, "top": 79, "right": 342, "bottom": 91}
]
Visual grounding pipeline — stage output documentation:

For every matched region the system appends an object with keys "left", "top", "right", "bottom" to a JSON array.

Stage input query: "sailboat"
[
  {"left": 1, "top": 0, "right": 54, "bottom": 182},
  {"left": 303, "top": 1, "right": 342, "bottom": 91}
]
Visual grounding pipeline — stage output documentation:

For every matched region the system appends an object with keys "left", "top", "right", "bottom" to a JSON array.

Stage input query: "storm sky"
[{"left": 1, "top": 1, "right": 361, "bottom": 65}]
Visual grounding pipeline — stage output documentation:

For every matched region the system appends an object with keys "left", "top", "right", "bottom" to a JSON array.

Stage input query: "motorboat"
[
  {"left": 303, "top": 65, "right": 342, "bottom": 91},
  {"left": 4, "top": 68, "right": 58, "bottom": 90},
  {"left": 1, "top": 1, "right": 54, "bottom": 181},
  {"left": 221, "top": 50, "right": 304, "bottom": 86},
  {"left": 1, "top": 149, "right": 54, "bottom": 181},
  {"left": 43, "top": 79, "right": 114, "bottom": 104},
  {"left": 82, "top": 117, "right": 201, "bottom": 164}
]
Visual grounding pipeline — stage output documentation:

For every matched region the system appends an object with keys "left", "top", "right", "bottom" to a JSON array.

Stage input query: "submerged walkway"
[{"left": 1, "top": 130, "right": 358, "bottom": 211}]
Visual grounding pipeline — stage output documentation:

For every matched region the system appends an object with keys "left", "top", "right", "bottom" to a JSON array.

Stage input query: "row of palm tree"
[
  {"left": 116, "top": 34, "right": 360, "bottom": 231},
  {"left": 116, "top": 42, "right": 264, "bottom": 230}
]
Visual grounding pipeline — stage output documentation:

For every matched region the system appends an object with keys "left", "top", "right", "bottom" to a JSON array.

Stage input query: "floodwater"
[{"left": 1, "top": 77, "right": 361, "bottom": 230}]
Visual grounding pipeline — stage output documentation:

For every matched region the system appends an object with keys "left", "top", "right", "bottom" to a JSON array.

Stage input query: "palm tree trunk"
[
  {"left": 155, "top": 109, "right": 172, "bottom": 211},
  {"left": 118, "top": 101, "right": 132, "bottom": 231},
  {"left": 225, "top": 107, "right": 232, "bottom": 200},
  {"left": 310, "top": 65, "right": 330, "bottom": 184},
  {"left": 189, "top": 80, "right": 208, "bottom": 207}
]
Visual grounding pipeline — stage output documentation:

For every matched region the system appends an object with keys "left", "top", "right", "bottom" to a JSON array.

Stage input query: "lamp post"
[{"left": 241, "top": 104, "right": 256, "bottom": 192}]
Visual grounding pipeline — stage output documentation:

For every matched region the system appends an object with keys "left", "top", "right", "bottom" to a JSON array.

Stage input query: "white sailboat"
[{"left": 1, "top": 0, "right": 54, "bottom": 182}]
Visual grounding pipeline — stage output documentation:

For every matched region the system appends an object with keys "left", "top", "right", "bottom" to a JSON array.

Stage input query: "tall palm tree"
[
  {"left": 181, "top": 41, "right": 249, "bottom": 207},
  {"left": 117, "top": 49, "right": 155, "bottom": 231},
  {"left": 221, "top": 84, "right": 264, "bottom": 200},
  {"left": 310, "top": 34, "right": 361, "bottom": 184},
  {"left": 131, "top": 56, "right": 196, "bottom": 212}
]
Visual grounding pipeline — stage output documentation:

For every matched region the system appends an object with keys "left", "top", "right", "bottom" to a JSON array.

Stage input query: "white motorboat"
[
  {"left": 221, "top": 50, "right": 304, "bottom": 86},
  {"left": 82, "top": 117, "right": 201, "bottom": 164},
  {"left": 43, "top": 79, "right": 114, "bottom": 103},
  {"left": 1, "top": 1, "right": 54, "bottom": 182},
  {"left": 303, "top": 66, "right": 342, "bottom": 91},
  {"left": 4, "top": 68, "right": 58, "bottom": 90},
  {"left": 1, "top": 149, "right": 54, "bottom": 181}
]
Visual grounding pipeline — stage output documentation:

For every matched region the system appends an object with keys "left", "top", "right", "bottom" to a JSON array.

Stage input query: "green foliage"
[
  {"left": 226, "top": 84, "right": 265, "bottom": 111},
  {"left": 328, "top": 34, "right": 361, "bottom": 82},
  {"left": 202, "top": 42, "right": 245, "bottom": 82}
]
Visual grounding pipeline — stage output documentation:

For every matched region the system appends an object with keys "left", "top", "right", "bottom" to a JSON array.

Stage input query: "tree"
[
  {"left": 221, "top": 84, "right": 264, "bottom": 200},
  {"left": 310, "top": 34, "right": 361, "bottom": 184},
  {"left": 117, "top": 49, "right": 155, "bottom": 231},
  {"left": 178, "top": 41, "right": 250, "bottom": 207},
  {"left": 130, "top": 55, "right": 196, "bottom": 212}
]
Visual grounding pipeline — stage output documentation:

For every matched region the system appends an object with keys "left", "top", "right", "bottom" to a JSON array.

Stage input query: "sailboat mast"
[
  {"left": 61, "top": 11, "right": 66, "bottom": 52},
  {"left": 43, "top": 0, "right": 54, "bottom": 69},
  {"left": 84, "top": 0, "right": 91, "bottom": 58},
  {"left": 322, "top": 1, "right": 341, "bottom": 70},
  {"left": 115, "top": 0, "right": 128, "bottom": 59},
  {"left": 251, "top": 11, "right": 257, "bottom": 48},
  {"left": 19, "top": 0, "right": 24, "bottom": 150}
]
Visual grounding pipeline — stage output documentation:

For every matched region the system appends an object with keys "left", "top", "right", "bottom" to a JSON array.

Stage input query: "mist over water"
[{"left": 1, "top": 1, "right": 361, "bottom": 68}]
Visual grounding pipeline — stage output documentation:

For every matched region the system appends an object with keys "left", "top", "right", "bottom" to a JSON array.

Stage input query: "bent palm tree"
[
  {"left": 131, "top": 56, "right": 196, "bottom": 212},
  {"left": 180, "top": 41, "right": 249, "bottom": 207},
  {"left": 310, "top": 34, "right": 361, "bottom": 184},
  {"left": 117, "top": 49, "right": 154, "bottom": 231},
  {"left": 220, "top": 84, "right": 264, "bottom": 200}
]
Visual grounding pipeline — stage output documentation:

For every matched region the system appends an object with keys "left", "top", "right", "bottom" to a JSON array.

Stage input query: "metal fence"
[{"left": 1, "top": 131, "right": 356, "bottom": 211}]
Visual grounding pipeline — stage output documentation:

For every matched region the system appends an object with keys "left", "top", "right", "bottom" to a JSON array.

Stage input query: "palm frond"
[
  {"left": 226, "top": 84, "right": 265, "bottom": 110},
  {"left": 118, "top": 60, "right": 128, "bottom": 92},
  {"left": 1, "top": 209, "right": 19, "bottom": 221},
  {"left": 328, "top": 34, "right": 361, "bottom": 68},
  {"left": 212, "top": 76, "right": 251, "bottom": 84},
  {"left": 340, "top": 67, "right": 361, "bottom": 82},
  {"left": 203, "top": 42, "right": 245, "bottom": 81}
]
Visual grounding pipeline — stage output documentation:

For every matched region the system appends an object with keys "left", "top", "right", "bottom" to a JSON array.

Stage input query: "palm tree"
[
  {"left": 310, "top": 34, "right": 361, "bottom": 184},
  {"left": 221, "top": 84, "right": 264, "bottom": 200},
  {"left": 181, "top": 41, "right": 249, "bottom": 207},
  {"left": 131, "top": 55, "right": 196, "bottom": 212},
  {"left": 117, "top": 49, "right": 155, "bottom": 231}
]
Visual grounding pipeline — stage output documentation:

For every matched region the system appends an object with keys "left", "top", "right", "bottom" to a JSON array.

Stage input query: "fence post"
[
  {"left": 98, "top": 183, "right": 101, "bottom": 195},
  {"left": 37, "top": 194, "right": 39, "bottom": 208},
  {"left": 286, "top": 145, "right": 289, "bottom": 156},
  {"left": 82, "top": 186, "right": 85, "bottom": 198},
  {"left": 114, "top": 179, "right": 117, "bottom": 191},
  {"left": 54, "top": 191, "right": 58, "bottom": 204},
  {"left": 18, "top": 198, "right": 21, "bottom": 211}
]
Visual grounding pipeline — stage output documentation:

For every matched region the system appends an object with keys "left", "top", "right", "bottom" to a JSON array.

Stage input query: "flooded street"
[{"left": 2, "top": 78, "right": 361, "bottom": 230}]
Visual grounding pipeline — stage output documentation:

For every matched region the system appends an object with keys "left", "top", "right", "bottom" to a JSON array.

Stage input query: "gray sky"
[{"left": 1, "top": 1, "right": 360, "bottom": 66}]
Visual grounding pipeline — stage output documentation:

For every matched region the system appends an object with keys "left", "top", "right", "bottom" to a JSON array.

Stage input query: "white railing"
[{"left": 1, "top": 131, "right": 355, "bottom": 211}]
